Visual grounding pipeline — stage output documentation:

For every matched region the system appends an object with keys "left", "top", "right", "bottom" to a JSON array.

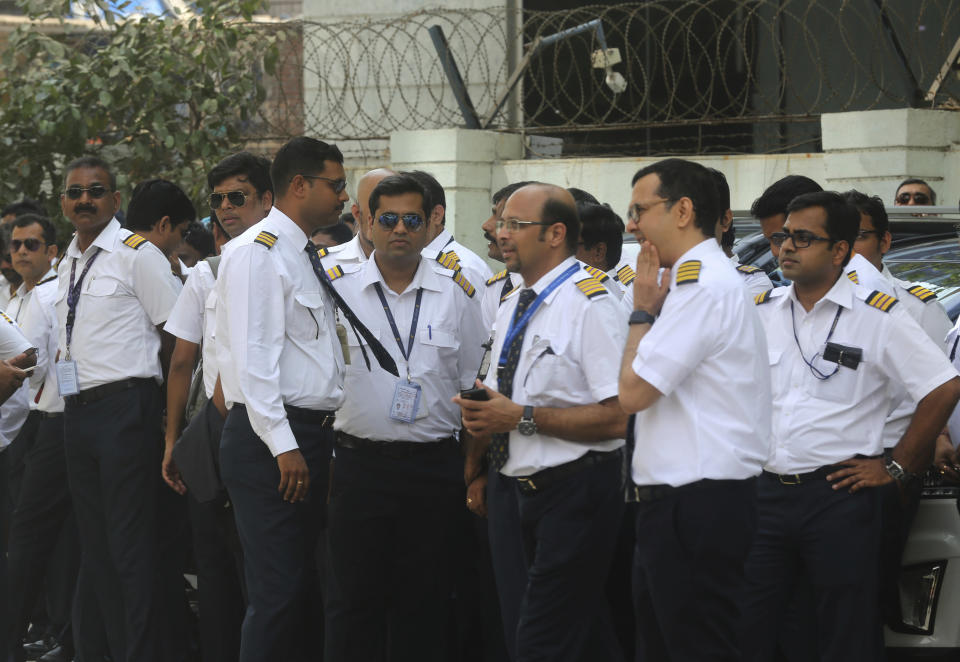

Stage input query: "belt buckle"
[
  {"left": 321, "top": 415, "right": 332, "bottom": 428},
  {"left": 778, "top": 473, "right": 801, "bottom": 485},
  {"left": 518, "top": 477, "right": 537, "bottom": 492}
]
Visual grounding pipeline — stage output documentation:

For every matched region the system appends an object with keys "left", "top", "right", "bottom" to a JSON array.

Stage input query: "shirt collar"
[
  {"left": 360, "top": 253, "right": 445, "bottom": 295},
  {"left": 668, "top": 238, "right": 720, "bottom": 291},
  {"left": 523, "top": 255, "right": 578, "bottom": 305},
  {"left": 782, "top": 271, "right": 856, "bottom": 312},
  {"left": 424, "top": 228, "right": 453, "bottom": 256},
  {"left": 66, "top": 217, "right": 121, "bottom": 258},
  {"left": 267, "top": 206, "right": 309, "bottom": 249},
  {"left": 880, "top": 262, "right": 900, "bottom": 287},
  {"left": 338, "top": 234, "right": 368, "bottom": 262}
]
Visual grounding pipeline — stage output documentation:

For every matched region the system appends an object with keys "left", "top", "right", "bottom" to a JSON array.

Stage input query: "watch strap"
[{"left": 629, "top": 309, "right": 656, "bottom": 325}]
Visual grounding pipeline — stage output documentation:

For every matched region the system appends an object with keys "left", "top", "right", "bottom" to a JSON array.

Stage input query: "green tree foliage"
[{"left": 0, "top": 0, "right": 280, "bottom": 234}]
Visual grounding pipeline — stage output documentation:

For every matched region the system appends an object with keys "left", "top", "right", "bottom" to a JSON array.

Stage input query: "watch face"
[{"left": 518, "top": 420, "right": 537, "bottom": 436}]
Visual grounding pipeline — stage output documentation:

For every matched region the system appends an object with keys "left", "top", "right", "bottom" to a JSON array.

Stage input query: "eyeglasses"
[
  {"left": 769, "top": 230, "right": 832, "bottom": 249},
  {"left": 495, "top": 218, "right": 553, "bottom": 233},
  {"left": 10, "top": 238, "right": 45, "bottom": 252},
  {"left": 896, "top": 192, "right": 930, "bottom": 205},
  {"left": 627, "top": 199, "right": 670, "bottom": 222},
  {"left": 301, "top": 175, "right": 348, "bottom": 194},
  {"left": 856, "top": 229, "right": 881, "bottom": 240},
  {"left": 64, "top": 185, "right": 109, "bottom": 200},
  {"left": 378, "top": 212, "right": 425, "bottom": 231},
  {"left": 208, "top": 190, "right": 247, "bottom": 209}
]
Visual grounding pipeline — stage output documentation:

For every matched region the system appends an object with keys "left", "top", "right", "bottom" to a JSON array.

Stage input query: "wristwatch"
[
  {"left": 885, "top": 457, "right": 912, "bottom": 482},
  {"left": 518, "top": 405, "right": 537, "bottom": 436},
  {"left": 629, "top": 310, "right": 656, "bottom": 326}
]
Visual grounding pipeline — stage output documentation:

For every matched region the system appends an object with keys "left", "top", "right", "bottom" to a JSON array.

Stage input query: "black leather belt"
[
  {"left": 628, "top": 477, "right": 752, "bottom": 503},
  {"left": 64, "top": 378, "right": 152, "bottom": 407},
  {"left": 336, "top": 432, "right": 457, "bottom": 458},
  {"left": 762, "top": 466, "right": 838, "bottom": 485},
  {"left": 513, "top": 449, "right": 622, "bottom": 496},
  {"left": 233, "top": 403, "right": 335, "bottom": 428}
]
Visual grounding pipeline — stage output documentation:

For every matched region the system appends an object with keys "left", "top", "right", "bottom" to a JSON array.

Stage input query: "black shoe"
[
  {"left": 22, "top": 636, "right": 56, "bottom": 656},
  {"left": 38, "top": 646, "right": 72, "bottom": 662}
]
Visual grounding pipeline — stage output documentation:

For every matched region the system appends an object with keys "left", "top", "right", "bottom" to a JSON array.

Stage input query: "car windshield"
[{"left": 885, "top": 237, "right": 960, "bottom": 321}]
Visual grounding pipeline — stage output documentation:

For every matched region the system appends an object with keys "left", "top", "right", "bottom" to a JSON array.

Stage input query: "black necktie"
[
  {"left": 489, "top": 288, "right": 538, "bottom": 470},
  {"left": 304, "top": 243, "right": 399, "bottom": 377}
]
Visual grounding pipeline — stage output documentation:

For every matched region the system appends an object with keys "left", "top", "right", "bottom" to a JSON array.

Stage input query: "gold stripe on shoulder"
[
  {"left": 486, "top": 269, "right": 509, "bottom": 286},
  {"left": 36, "top": 274, "right": 57, "bottom": 286},
  {"left": 584, "top": 265, "right": 610, "bottom": 282},
  {"left": 865, "top": 289, "right": 897, "bottom": 312},
  {"left": 847, "top": 270, "right": 858, "bottom": 284},
  {"left": 317, "top": 247, "right": 329, "bottom": 258},
  {"left": 253, "top": 231, "right": 278, "bottom": 249},
  {"left": 122, "top": 233, "right": 147, "bottom": 250},
  {"left": 500, "top": 286, "right": 518, "bottom": 302},
  {"left": 737, "top": 264, "right": 762, "bottom": 274},
  {"left": 575, "top": 276, "right": 608, "bottom": 299},
  {"left": 907, "top": 284, "right": 937, "bottom": 303},
  {"left": 754, "top": 289, "right": 773, "bottom": 305},
  {"left": 675, "top": 260, "right": 701, "bottom": 285},
  {"left": 616, "top": 264, "right": 636, "bottom": 285},
  {"left": 326, "top": 265, "right": 344, "bottom": 281},
  {"left": 437, "top": 251, "right": 461, "bottom": 271},
  {"left": 452, "top": 270, "right": 476, "bottom": 297},
  {"left": 0, "top": 311, "right": 12, "bottom": 325}
]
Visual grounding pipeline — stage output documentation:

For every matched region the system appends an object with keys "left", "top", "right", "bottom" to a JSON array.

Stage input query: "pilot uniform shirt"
[
  {"left": 20, "top": 275, "right": 63, "bottom": 414},
  {"left": 318, "top": 233, "right": 369, "bottom": 269},
  {"left": 481, "top": 268, "right": 515, "bottom": 336},
  {"left": 332, "top": 255, "right": 484, "bottom": 442},
  {"left": 422, "top": 228, "right": 493, "bottom": 288},
  {"left": 878, "top": 263, "right": 952, "bottom": 448},
  {"left": 846, "top": 252, "right": 892, "bottom": 295},
  {"left": 165, "top": 259, "right": 219, "bottom": 399},
  {"left": 54, "top": 218, "right": 180, "bottom": 391},
  {"left": 0, "top": 311, "right": 34, "bottom": 449},
  {"left": 215, "top": 208, "right": 345, "bottom": 458},
  {"left": 7, "top": 268, "right": 54, "bottom": 324},
  {"left": 482, "top": 256, "right": 626, "bottom": 477},
  {"left": 940, "top": 318, "right": 960, "bottom": 448},
  {"left": 729, "top": 253, "right": 774, "bottom": 298},
  {"left": 606, "top": 258, "right": 636, "bottom": 300},
  {"left": 630, "top": 239, "right": 773, "bottom": 487},
  {"left": 756, "top": 275, "right": 957, "bottom": 474}
]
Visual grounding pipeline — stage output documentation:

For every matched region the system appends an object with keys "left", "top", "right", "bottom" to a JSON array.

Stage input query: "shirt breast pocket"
[
  {"left": 806, "top": 356, "right": 861, "bottom": 405},
  {"left": 83, "top": 277, "right": 128, "bottom": 314},
  {"left": 522, "top": 336, "right": 579, "bottom": 401},
  {"left": 417, "top": 326, "right": 459, "bottom": 371},
  {"left": 289, "top": 291, "right": 324, "bottom": 341}
]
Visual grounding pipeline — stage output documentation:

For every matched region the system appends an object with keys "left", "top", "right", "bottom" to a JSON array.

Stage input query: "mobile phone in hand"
[{"left": 460, "top": 387, "right": 489, "bottom": 401}]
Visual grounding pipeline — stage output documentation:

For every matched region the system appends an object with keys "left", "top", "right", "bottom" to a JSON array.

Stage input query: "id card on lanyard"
[
  {"left": 375, "top": 283, "right": 428, "bottom": 423},
  {"left": 58, "top": 249, "right": 102, "bottom": 397}
]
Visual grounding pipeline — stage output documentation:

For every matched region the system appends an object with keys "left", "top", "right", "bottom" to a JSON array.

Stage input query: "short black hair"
[
  {"left": 541, "top": 195, "right": 580, "bottom": 254},
  {"left": 182, "top": 221, "right": 215, "bottom": 259},
  {"left": 11, "top": 213, "right": 56, "bottom": 246},
  {"left": 492, "top": 181, "right": 537, "bottom": 206},
  {"left": 751, "top": 175, "right": 822, "bottom": 220},
  {"left": 1, "top": 198, "right": 45, "bottom": 219},
  {"left": 312, "top": 222, "right": 354, "bottom": 246},
  {"left": 567, "top": 188, "right": 599, "bottom": 205},
  {"left": 338, "top": 211, "right": 355, "bottom": 226},
  {"left": 578, "top": 203, "right": 624, "bottom": 269},
  {"left": 786, "top": 191, "right": 859, "bottom": 267},
  {"left": 368, "top": 174, "right": 429, "bottom": 219},
  {"left": 842, "top": 190, "right": 888, "bottom": 234},
  {"left": 631, "top": 158, "right": 720, "bottom": 238},
  {"left": 125, "top": 179, "right": 197, "bottom": 232},
  {"left": 271, "top": 137, "right": 344, "bottom": 198},
  {"left": 404, "top": 170, "right": 443, "bottom": 221},
  {"left": 707, "top": 168, "right": 736, "bottom": 250},
  {"left": 208, "top": 151, "right": 273, "bottom": 198},
  {"left": 896, "top": 178, "right": 936, "bottom": 204},
  {"left": 63, "top": 155, "right": 117, "bottom": 191}
]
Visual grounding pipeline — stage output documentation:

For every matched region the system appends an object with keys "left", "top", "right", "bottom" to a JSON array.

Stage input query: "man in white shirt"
[
  {"left": 618, "top": 159, "right": 772, "bottom": 660},
  {"left": 323, "top": 173, "right": 484, "bottom": 661},
  {"left": 56, "top": 156, "right": 181, "bottom": 662},
  {"left": 742, "top": 191, "right": 960, "bottom": 660},
  {"left": 480, "top": 182, "right": 534, "bottom": 334},
  {"left": 456, "top": 184, "right": 628, "bottom": 662},
  {"left": 709, "top": 168, "right": 774, "bottom": 297},
  {"left": 124, "top": 178, "right": 197, "bottom": 288},
  {"left": 318, "top": 167, "right": 394, "bottom": 271},
  {"left": 575, "top": 202, "right": 630, "bottom": 299}
]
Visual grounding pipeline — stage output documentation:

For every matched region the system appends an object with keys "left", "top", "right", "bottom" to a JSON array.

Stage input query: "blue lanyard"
[
  {"left": 498, "top": 263, "right": 579, "bottom": 367},
  {"left": 373, "top": 283, "right": 423, "bottom": 363},
  {"left": 66, "top": 248, "right": 103, "bottom": 355}
]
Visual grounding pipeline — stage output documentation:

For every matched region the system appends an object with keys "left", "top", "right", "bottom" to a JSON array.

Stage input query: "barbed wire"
[{"left": 255, "top": 1, "right": 960, "bottom": 155}]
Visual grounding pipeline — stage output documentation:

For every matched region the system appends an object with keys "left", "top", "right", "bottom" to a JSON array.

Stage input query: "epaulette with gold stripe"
[
  {"left": 317, "top": 247, "right": 329, "bottom": 258},
  {"left": 326, "top": 265, "right": 344, "bottom": 281},
  {"left": 500, "top": 286, "right": 518, "bottom": 302},
  {"left": 437, "top": 250, "right": 461, "bottom": 271},
  {"left": 865, "top": 290, "right": 897, "bottom": 312},
  {"left": 575, "top": 276, "right": 608, "bottom": 299},
  {"left": 675, "top": 260, "right": 701, "bottom": 285},
  {"left": 36, "top": 274, "right": 57, "bottom": 287},
  {"left": 754, "top": 289, "right": 774, "bottom": 305},
  {"left": 122, "top": 233, "right": 148, "bottom": 250},
  {"left": 451, "top": 270, "right": 475, "bottom": 297},
  {"left": 906, "top": 284, "right": 937, "bottom": 303},
  {"left": 0, "top": 311, "right": 13, "bottom": 325},
  {"left": 583, "top": 265, "right": 610, "bottom": 282},
  {"left": 615, "top": 264, "right": 636, "bottom": 285},
  {"left": 486, "top": 269, "right": 509, "bottom": 286},
  {"left": 737, "top": 264, "right": 762, "bottom": 275},
  {"left": 253, "top": 231, "right": 278, "bottom": 249},
  {"left": 847, "top": 270, "right": 858, "bottom": 284}
]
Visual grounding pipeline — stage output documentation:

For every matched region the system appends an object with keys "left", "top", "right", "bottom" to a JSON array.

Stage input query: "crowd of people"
[{"left": 0, "top": 135, "right": 957, "bottom": 662}]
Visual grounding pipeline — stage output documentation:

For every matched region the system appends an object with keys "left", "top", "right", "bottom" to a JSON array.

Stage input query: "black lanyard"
[
  {"left": 790, "top": 300, "right": 842, "bottom": 380},
  {"left": 65, "top": 248, "right": 102, "bottom": 356},
  {"left": 373, "top": 283, "right": 423, "bottom": 364}
]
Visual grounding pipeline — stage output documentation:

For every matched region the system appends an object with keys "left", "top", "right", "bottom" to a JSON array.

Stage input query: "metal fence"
[{"left": 257, "top": 1, "right": 960, "bottom": 156}]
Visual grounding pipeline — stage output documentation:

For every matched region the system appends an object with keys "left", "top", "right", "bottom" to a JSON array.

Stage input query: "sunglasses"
[
  {"left": 10, "top": 238, "right": 46, "bottom": 252},
  {"left": 301, "top": 175, "right": 348, "bottom": 194},
  {"left": 769, "top": 229, "right": 832, "bottom": 249},
  {"left": 896, "top": 192, "right": 930, "bottom": 205},
  {"left": 208, "top": 190, "right": 247, "bottom": 210},
  {"left": 378, "top": 213, "right": 425, "bottom": 231},
  {"left": 64, "top": 185, "right": 109, "bottom": 200}
]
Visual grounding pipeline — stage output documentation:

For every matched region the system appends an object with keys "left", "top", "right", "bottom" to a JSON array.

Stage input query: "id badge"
[
  {"left": 389, "top": 380, "right": 422, "bottom": 423},
  {"left": 56, "top": 359, "right": 80, "bottom": 397}
]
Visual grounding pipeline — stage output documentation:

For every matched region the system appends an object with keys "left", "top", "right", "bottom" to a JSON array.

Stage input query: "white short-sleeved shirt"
[
  {"left": 215, "top": 208, "right": 345, "bottom": 457},
  {"left": 318, "top": 233, "right": 369, "bottom": 269},
  {"left": 0, "top": 311, "right": 36, "bottom": 448},
  {"left": 55, "top": 219, "right": 180, "bottom": 390},
  {"left": 331, "top": 255, "right": 484, "bottom": 442},
  {"left": 939, "top": 318, "right": 960, "bottom": 448},
  {"left": 757, "top": 275, "right": 958, "bottom": 474},
  {"left": 165, "top": 259, "right": 219, "bottom": 399},
  {"left": 630, "top": 239, "right": 773, "bottom": 487},
  {"left": 483, "top": 256, "right": 627, "bottom": 476},
  {"left": 20, "top": 277, "right": 62, "bottom": 414},
  {"left": 729, "top": 254, "right": 774, "bottom": 298},
  {"left": 422, "top": 228, "right": 493, "bottom": 287},
  {"left": 481, "top": 268, "right": 516, "bottom": 337},
  {"left": 846, "top": 252, "right": 892, "bottom": 296}
]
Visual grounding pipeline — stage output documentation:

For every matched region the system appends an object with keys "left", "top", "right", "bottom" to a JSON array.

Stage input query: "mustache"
[
  {"left": 74, "top": 204, "right": 97, "bottom": 214},
  {"left": 484, "top": 232, "right": 497, "bottom": 243}
]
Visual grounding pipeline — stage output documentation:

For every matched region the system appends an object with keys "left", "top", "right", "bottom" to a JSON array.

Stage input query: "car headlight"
[{"left": 896, "top": 561, "right": 946, "bottom": 634}]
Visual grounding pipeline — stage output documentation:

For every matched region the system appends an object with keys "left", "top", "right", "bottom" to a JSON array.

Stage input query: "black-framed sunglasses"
[
  {"left": 64, "top": 185, "right": 109, "bottom": 200},
  {"left": 10, "top": 238, "right": 46, "bottom": 252},
  {"left": 896, "top": 192, "right": 930, "bottom": 205},
  {"left": 856, "top": 229, "right": 881, "bottom": 240},
  {"left": 300, "top": 175, "right": 348, "bottom": 194},
  {"left": 378, "top": 212, "right": 425, "bottom": 232},
  {"left": 769, "top": 230, "right": 832, "bottom": 249},
  {"left": 208, "top": 190, "right": 247, "bottom": 210}
]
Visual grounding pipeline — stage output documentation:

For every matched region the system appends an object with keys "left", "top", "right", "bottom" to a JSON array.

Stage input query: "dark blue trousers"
[
  {"left": 64, "top": 379, "right": 162, "bottom": 662},
  {"left": 487, "top": 465, "right": 527, "bottom": 662},
  {"left": 220, "top": 406, "right": 330, "bottom": 662},
  {"left": 741, "top": 474, "right": 882, "bottom": 662},
  {"left": 633, "top": 478, "right": 757, "bottom": 662},
  {"left": 505, "top": 453, "right": 624, "bottom": 662}
]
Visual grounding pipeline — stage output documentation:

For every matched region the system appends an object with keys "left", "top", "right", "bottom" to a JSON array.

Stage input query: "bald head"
[{"left": 352, "top": 167, "right": 396, "bottom": 243}]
